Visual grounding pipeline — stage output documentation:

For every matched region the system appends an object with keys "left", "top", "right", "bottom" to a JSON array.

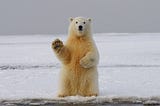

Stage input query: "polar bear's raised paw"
[{"left": 52, "top": 39, "right": 63, "bottom": 51}]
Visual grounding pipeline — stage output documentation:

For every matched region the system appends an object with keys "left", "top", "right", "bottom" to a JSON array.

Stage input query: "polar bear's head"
[{"left": 69, "top": 17, "right": 92, "bottom": 37}]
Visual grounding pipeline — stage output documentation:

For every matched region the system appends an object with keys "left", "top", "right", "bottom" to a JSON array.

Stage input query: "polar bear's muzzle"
[{"left": 78, "top": 25, "right": 83, "bottom": 31}]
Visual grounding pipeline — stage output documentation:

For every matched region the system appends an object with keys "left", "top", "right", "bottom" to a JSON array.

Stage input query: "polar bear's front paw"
[
  {"left": 52, "top": 39, "right": 63, "bottom": 52},
  {"left": 80, "top": 58, "right": 94, "bottom": 68}
]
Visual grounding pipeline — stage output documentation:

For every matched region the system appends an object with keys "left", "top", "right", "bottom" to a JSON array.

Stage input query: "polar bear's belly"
[
  {"left": 67, "top": 49, "right": 88, "bottom": 75},
  {"left": 65, "top": 40, "right": 91, "bottom": 75}
]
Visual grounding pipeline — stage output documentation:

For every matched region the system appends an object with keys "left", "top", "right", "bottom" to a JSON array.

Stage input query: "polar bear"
[{"left": 52, "top": 17, "right": 99, "bottom": 97}]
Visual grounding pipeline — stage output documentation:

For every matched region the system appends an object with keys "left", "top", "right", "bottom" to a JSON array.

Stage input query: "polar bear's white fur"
[{"left": 52, "top": 17, "right": 99, "bottom": 97}]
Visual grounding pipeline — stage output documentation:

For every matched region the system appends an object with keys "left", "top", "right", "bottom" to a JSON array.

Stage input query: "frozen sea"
[{"left": 0, "top": 33, "right": 160, "bottom": 105}]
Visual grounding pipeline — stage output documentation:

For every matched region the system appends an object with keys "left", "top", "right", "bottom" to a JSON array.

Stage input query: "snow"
[{"left": 0, "top": 33, "right": 160, "bottom": 100}]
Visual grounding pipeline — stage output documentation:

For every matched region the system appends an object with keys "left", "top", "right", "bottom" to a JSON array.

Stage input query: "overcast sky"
[{"left": 0, "top": 0, "right": 160, "bottom": 35}]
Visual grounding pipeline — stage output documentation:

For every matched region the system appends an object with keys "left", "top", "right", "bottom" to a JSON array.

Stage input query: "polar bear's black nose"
[{"left": 79, "top": 25, "right": 83, "bottom": 31}]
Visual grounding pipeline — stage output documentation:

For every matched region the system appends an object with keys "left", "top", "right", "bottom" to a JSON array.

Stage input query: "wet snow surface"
[{"left": 0, "top": 33, "right": 160, "bottom": 102}]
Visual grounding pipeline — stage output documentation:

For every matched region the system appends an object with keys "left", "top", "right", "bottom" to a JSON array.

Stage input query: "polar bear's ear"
[
  {"left": 70, "top": 17, "right": 74, "bottom": 22},
  {"left": 87, "top": 18, "right": 92, "bottom": 22}
]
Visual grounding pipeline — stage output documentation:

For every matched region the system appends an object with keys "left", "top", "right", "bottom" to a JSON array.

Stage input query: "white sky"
[{"left": 0, "top": 0, "right": 160, "bottom": 35}]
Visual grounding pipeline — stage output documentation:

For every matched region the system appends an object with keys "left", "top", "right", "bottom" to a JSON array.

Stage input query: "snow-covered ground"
[{"left": 0, "top": 33, "right": 160, "bottom": 100}]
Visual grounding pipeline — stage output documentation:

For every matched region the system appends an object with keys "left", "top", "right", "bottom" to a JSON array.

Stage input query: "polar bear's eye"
[
  {"left": 76, "top": 21, "right": 78, "bottom": 24},
  {"left": 83, "top": 22, "right": 86, "bottom": 24}
]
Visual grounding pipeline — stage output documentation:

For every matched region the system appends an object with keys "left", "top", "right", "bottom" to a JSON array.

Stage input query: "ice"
[{"left": 0, "top": 33, "right": 160, "bottom": 100}]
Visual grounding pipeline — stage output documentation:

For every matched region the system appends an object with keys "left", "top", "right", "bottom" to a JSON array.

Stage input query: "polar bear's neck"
[{"left": 66, "top": 34, "right": 93, "bottom": 44}]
